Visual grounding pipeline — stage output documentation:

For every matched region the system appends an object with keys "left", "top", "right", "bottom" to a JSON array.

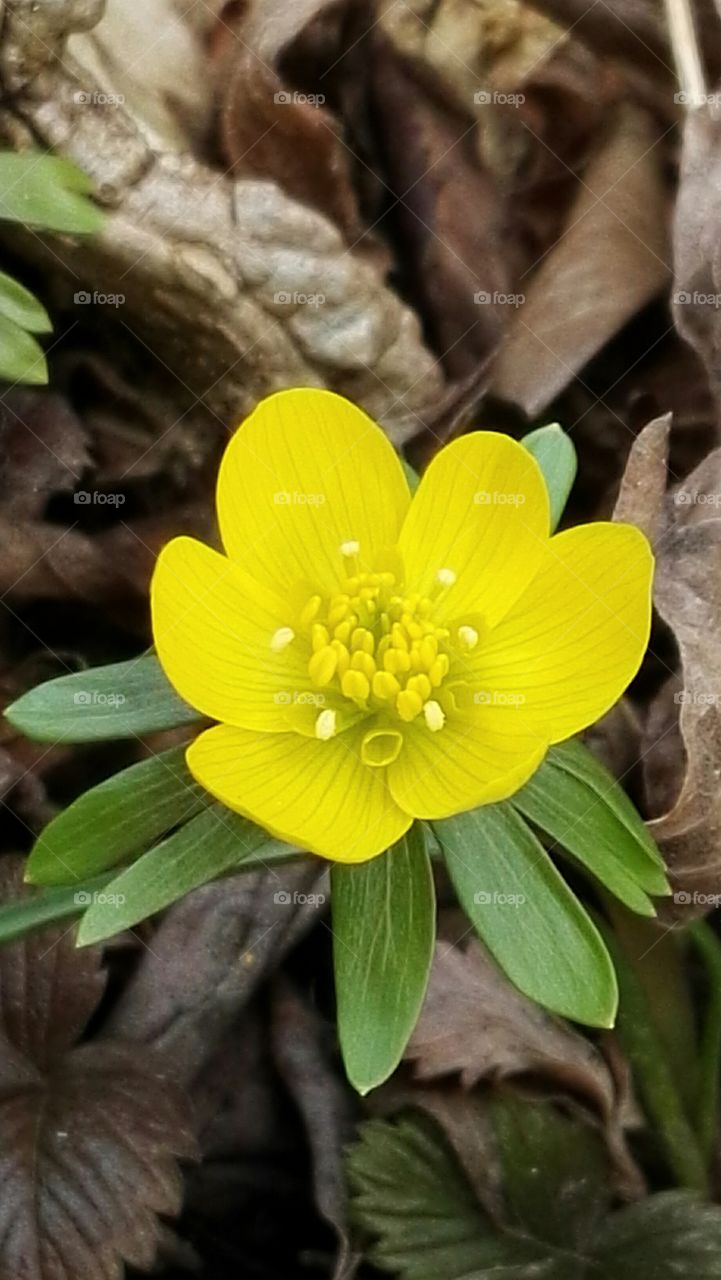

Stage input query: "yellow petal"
[
  {"left": 469, "top": 523, "right": 653, "bottom": 742},
  {"left": 217, "top": 388, "right": 411, "bottom": 594},
  {"left": 187, "top": 723, "right": 412, "bottom": 862},
  {"left": 388, "top": 710, "right": 546, "bottom": 818},
  {"left": 398, "top": 432, "right": 550, "bottom": 626},
  {"left": 151, "top": 536, "right": 310, "bottom": 731}
]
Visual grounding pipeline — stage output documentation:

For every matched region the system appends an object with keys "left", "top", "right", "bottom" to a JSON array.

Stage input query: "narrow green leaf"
[
  {"left": 434, "top": 803, "right": 617, "bottom": 1027},
  {"left": 0, "top": 271, "right": 52, "bottom": 332},
  {"left": 26, "top": 744, "right": 209, "bottom": 886},
  {"left": 512, "top": 739, "right": 669, "bottom": 915},
  {"left": 76, "top": 804, "right": 297, "bottom": 945},
  {"left": 0, "top": 873, "right": 115, "bottom": 944},
  {"left": 0, "top": 152, "right": 105, "bottom": 234},
  {"left": 332, "top": 824, "right": 436, "bottom": 1094},
  {"left": 5, "top": 655, "right": 201, "bottom": 743},
  {"left": 522, "top": 423, "right": 576, "bottom": 530},
  {"left": 0, "top": 316, "right": 47, "bottom": 385}
]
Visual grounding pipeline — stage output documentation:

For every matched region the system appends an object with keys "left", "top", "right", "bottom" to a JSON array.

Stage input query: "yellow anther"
[
  {"left": 419, "top": 636, "right": 438, "bottom": 667},
  {"left": 384, "top": 648, "right": 411, "bottom": 675},
  {"left": 309, "top": 645, "right": 338, "bottom": 687},
  {"left": 407, "top": 673, "right": 432, "bottom": 702},
  {"left": 340, "top": 540, "right": 360, "bottom": 557},
  {"left": 315, "top": 709, "right": 337, "bottom": 740},
  {"left": 409, "top": 646, "right": 424, "bottom": 673},
  {"left": 372, "top": 670, "right": 401, "bottom": 701},
  {"left": 428, "top": 654, "right": 450, "bottom": 687},
  {"left": 391, "top": 622, "right": 408, "bottom": 651},
  {"left": 402, "top": 613, "right": 424, "bottom": 640},
  {"left": 342, "top": 669, "right": 370, "bottom": 702},
  {"left": 331, "top": 640, "right": 351, "bottom": 678},
  {"left": 333, "top": 619, "right": 353, "bottom": 645},
  {"left": 351, "top": 627, "right": 375, "bottom": 654},
  {"left": 351, "top": 650, "right": 376, "bottom": 680},
  {"left": 423, "top": 700, "right": 445, "bottom": 732},
  {"left": 458, "top": 625, "right": 479, "bottom": 652},
  {"left": 270, "top": 626, "right": 294, "bottom": 653},
  {"left": 312, "top": 623, "right": 330, "bottom": 653},
  {"left": 436, "top": 568, "right": 456, "bottom": 588},
  {"left": 299, "top": 596, "right": 322, "bottom": 628},
  {"left": 328, "top": 599, "right": 351, "bottom": 629},
  {"left": 396, "top": 688, "right": 423, "bottom": 722}
]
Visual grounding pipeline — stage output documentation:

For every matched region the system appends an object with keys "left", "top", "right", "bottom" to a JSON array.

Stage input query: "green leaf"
[
  {"left": 332, "top": 824, "right": 436, "bottom": 1094},
  {"left": 434, "top": 803, "right": 617, "bottom": 1027},
  {"left": 26, "top": 745, "right": 209, "bottom": 886},
  {"left": 595, "top": 1192, "right": 721, "bottom": 1277},
  {"left": 0, "top": 271, "right": 51, "bottom": 332},
  {"left": 349, "top": 1098, "right": 721, "bottom": 1280},
  {"left": 401, "top": 458, "right": 421, "bottom": 494},
  {"left": 522, "top": 422, "right": 576, "bottom": 530},
  {"left": 5, "top": 655, "right": 201, "bottom": 743},
  {"left": 0, "top": 315, "right": 47, "bottom": 385},
  {"left": 350, "top": 1113, "right": 549, "bottom": 1278},
  {"left": 0, "top": 873, "right": 115, "bottom": 944},
  {"left": 512, "top": 738, "right": 669, "bottom": 916},
  {"left": 0, "top": 152, "right": 104, "bottom": 234},
  {"left": 76, "top": 804, "right": 297, "bottom": 945}
]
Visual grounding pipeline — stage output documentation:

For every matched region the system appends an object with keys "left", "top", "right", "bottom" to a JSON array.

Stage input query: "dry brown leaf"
[
  {"left": 0, "top": 858, "right": 196, "bottom": 1280},
  {"left": 0, "top": 0, "right": 445, "bottom": 446},
  {"left": 614, "top": 417, "right": 721, "bottom": 914},
  {"left": 491, "top": 104, "right": 671, "bottom": 416},
  {"left": 406, "top": 939, "right": 642, "bottom": 1192},
  {"left": 673, "top": 105, "right": 721, "bottom": 421}
]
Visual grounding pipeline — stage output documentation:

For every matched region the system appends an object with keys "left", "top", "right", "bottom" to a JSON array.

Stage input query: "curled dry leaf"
[
  {"left": 614, "top": 417, "right": 721, "bottom": 915},
  {"left": 0, "top": 0, "right": 445, "bottom": 445},
  {"left": 673, "top": 104, "right": 721, "bottom": 421},
  {"left": 0, "top": 857, "right": 196, "bottom": 1280},
  {"left": 406, "top": 939, "right": 643, "bottom": 1194},
  {"left": 491, "top": 104, "right": 671, "bottom": 417}
]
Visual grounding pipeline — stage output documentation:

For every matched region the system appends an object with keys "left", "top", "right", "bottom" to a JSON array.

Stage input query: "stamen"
[
  {"left": 436, "top": 567, "right": 456, "bottom": 588},
  {"left": 315, "top": 709, "right": 337, "bottom": 740},
  {"left": 458, "top": 625, "right": 479, "bottom": 652},
  {"left": 340, "top": 540, "right": 360, "bottom": 557},
  {"left": 424, "top": 700, "right": 445, "bottom": 732},
  {"left": 270, "top": 626, "right": 295, "bottom": 653}
]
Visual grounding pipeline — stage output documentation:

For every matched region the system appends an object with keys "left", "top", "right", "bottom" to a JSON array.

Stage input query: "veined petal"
[
  {"left": 388, "top": 710, "right": 547, "bottom": 818},
  {"left": 151, "top": 536, "right": 310, "bottom": 731},
  {"left": 217, "top": 388, "right": 411, "bottom": 594},
  {"left": 398, "top": 432, "right": 550, "bottom": 626},
  {"left": 187, "top": 723, "right": 412, "bottom": 863},
  {"left": 468, "top": 523, "right": 653, "bottom": 742}
]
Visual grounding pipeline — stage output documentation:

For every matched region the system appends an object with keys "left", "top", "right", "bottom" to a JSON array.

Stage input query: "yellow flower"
[{"left": 151, "top": 389, "right": 653, "bottom": 864}]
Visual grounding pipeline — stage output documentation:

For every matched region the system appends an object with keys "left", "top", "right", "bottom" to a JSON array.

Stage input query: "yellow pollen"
[
  {"left": 397, "top": 688, "right": 423, "bottom": 722},
  {"left": 340, "top": 540, "right": 360, "bottom": 557},
  {"left": 270, "top": 626, "right": 294, "bottom": 652},
  {"left": 436, "top": 567, "right": 456, "bottom": 588},
  {"left": 312, "top": 623, "right": 330, "bottom": 652},
  {"left": 315, "top": 709, "right": 337, "bottom": 740},
  {"left": 458, "top": 625, "right": 479, "bottom": 652},
  {"left": 424, "top": 700, "right": 445, "bottom": 732},
  {"left": 299, "top": 596, "right": 322, "bottom": 628},
  {"left": 342, "top": 669, "right": 370, "bottom": 702},
  {"left": 309, "top": 645, "right": 338, "bottom": 686},
  {"left": 372, "top": 670, "right": 401, "bottom": 701}
]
